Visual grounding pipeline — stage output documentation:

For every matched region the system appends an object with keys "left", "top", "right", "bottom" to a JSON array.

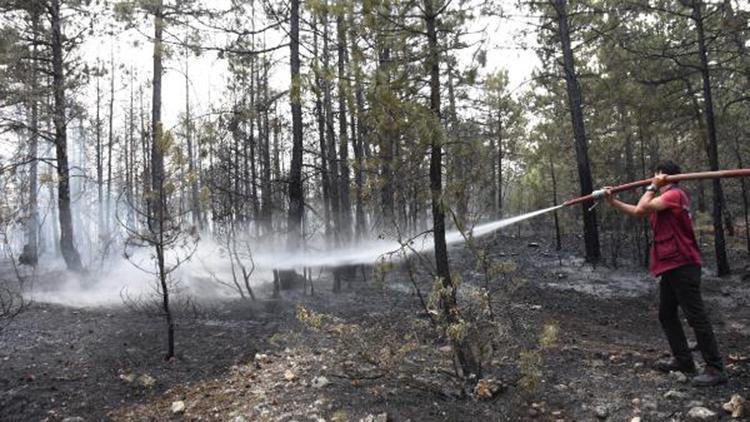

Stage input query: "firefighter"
[{"left": 604, "top": 160, "right": 727, "bottom": 387}]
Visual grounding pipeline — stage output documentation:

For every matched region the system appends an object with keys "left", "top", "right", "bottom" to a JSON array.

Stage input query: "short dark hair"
[{"left": 655, "top": 160, "right": 681, "bottom": 175}]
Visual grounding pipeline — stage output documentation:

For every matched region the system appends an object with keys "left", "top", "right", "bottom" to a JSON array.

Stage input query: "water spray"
[{"left": 256, "top": 169, "right": 750, "bottom": 270}]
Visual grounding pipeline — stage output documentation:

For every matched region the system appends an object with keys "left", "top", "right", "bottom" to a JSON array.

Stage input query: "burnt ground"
[{"left": 1, "top": 233, "right": 749, "bottom": 422}]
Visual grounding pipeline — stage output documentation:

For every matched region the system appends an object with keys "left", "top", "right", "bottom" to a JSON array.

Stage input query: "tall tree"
[
  {"left": 551, "top": 0, "right": 601, "bottom": 263},
  {"left": 336, "top": 1, "right": 352, "bottom": 242},
  {"left": 287, "top": 0, "right": 304, "bottom": 249},
  {"left": 423, "top": 0, "right": 481, "bottom": 380},
  {"left": 687, "top": 0, "right": 730, "bottom": 275},
  {"left": 50, "top": 0, "right": 83, "bottom": 271}
]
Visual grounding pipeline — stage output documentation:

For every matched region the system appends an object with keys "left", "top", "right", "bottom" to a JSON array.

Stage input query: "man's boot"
[
  {"left": 653, "top": 358, "right": 696, "bottom": 374},
  {"left": 691, "top": 366, "right": 728, "bottom": 387}
]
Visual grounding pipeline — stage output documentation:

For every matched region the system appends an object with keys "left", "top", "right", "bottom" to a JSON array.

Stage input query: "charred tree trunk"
[
  {"left": 496, "top": 112, "right": 503, "bottom": 218},
  {"left": 106, "top": 51, "right": 115, "bottom": 238},
  {"left": 691, "top": 0, "right": 730, "bottom": 276},
  {"left": 378, "top": 46, "right": 395, "bottom": 228},
  {"left": 337, "top": 9, "right": 352, "bottom": 243},
  {"left": 282, "top": 0, "right": 305, "bottom": 288},
  {"left": 96, "top": 74, "right": 104, "bottom": 237},
  {"left": 313, "top": 15, "right": 332, "bottom": 238},
  {"left": 322, "top": 4, "right": 341, "bottom": 247},
  {"left": 553, "top": 0, "right": 600, "bottom": 263},
  {"left": 260, "top": 54, "right": 273, "bottom": 235},
  {"left": 25, "top": 8, "right": 41, "bottom": 265},
  {"left": 549, "top": 155, "right": 562, "bottom": 251},
  {"left": 184, "top": 48, "right": 201, "bottom": 229},
  {"left": 424, "top": 0, "right": 481, "bottom": 381},
  {"left": 351, "top": 20, "right": 367, "bottom": 241},
  {"left": 150, "top": 1, "right": 174, "bottom": 360},
  {"left": 50, "top": 0, "right": 82, "bottom": 272},
  {"left": 127, "top": 67, "right": 136, "bottom": 229}
]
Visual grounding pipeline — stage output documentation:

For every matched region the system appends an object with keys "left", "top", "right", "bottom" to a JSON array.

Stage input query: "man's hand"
[
  {"left": 652, "top": 173, "right": 669, "bottom": 188},
  {"left": 603, "top": 186, "right": 615, "bottom": 205}
]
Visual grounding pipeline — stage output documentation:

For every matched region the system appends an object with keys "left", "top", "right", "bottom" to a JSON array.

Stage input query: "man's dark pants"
[{"left": 658, "top": 264, "right": 723, "bottom": 370}]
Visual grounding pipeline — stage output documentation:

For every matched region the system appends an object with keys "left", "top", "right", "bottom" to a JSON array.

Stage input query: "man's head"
[{"left": 655, "top": 160, "right": 681, "bottom": 176}]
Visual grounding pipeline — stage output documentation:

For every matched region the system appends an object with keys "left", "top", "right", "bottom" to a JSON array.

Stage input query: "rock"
[
  {"left": 231, "top": 416, "right": 248, "bottom": 422},
  {"left": 254, "top": 353, "right": 271, "bottom": 363},
  {"left": 553, "top": 383, "right": 568, "bottom": 391},
  {"left": 312, "top": 376, "right": 331, "bottom": 388},
  {"left": 473, "top": 378, "right": 503, "bottom": 400},
  {"left": 284, "top": 369, "right": 296, "bottom": 381},
  {"left": 669, "top": 371, "right": 688, "bottom": 383},
  {"left": 171, "top": 401, "right": 186, "bottom": 414},
  {"left": 664, "top": 389, "right": 689, "bottom": 400},
  {"left": 137, "top": 374, "right": 156, "bottom": 388},
  {"left": 360, "top": 413, "right": 388, "bottom": 422},
  {"left": 62, "top": 418, "right": 85, "bottom": 422},
  {"left": 630, "top": 418, "right": 641, "bottom": 422},
  {"left": 594, "top": 405, "right": 609, "bottom": 419},
  {"left": 686, "top": 406, "right": 717, "bottom": 421},
  {"left": 119, "top": 373, "right": 136, "bottom": 384},
  {"left": 438, "top": 345, "right": 452, "bottom": 354},
  {"left": 723, "top": 394, "right": 746, "bottom": 418}
]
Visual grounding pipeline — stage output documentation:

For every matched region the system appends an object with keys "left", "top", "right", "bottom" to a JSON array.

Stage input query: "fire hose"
[{"left": 563, "top": 168, "right": 750, "bottom": 209}]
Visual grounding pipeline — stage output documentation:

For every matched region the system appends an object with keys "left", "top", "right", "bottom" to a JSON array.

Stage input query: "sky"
[{"left": 80, "top": 1, "right": 541, "bottom": 133}]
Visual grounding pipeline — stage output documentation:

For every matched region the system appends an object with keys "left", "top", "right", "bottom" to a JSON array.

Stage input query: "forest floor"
[{"left": 1, "top": 233, "right": 749, "bottom": 422}]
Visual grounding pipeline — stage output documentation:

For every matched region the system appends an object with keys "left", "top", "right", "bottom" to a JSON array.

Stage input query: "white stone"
[
  {"left": 686, "top": 406, "right": 717, "bottom": 421},
  {"left": 723, "top": 394, "right": 746, "bottom": 418},
  {"left": 312, "top": 376, "right": 331, "bottom": 388},
  {"left": 669, "top": 371, "right": 688, "bottom": 383},
  {"left": 171, "top": 400, "right": 186, "bottom": 414},
  {"left": 664, "top": 389, "right": 689, "bottom": 400}
]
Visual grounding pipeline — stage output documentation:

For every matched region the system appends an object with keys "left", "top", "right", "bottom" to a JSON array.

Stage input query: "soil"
[{"left": 1, "top": 233, "right": 749, "bottom": 421}]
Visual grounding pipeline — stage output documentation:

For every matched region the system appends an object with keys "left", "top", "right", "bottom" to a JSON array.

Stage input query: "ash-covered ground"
[{"left": 1, "top": 233, "right": 749, "bottom": 421}]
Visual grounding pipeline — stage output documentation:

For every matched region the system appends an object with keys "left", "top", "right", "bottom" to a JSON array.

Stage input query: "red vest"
[{"left": 649, "top": 186, "right": 702, "bottom": 276}]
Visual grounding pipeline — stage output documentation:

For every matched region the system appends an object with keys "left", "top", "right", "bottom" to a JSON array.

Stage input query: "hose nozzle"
[
  {"left": 587, "top": 189, "right": 606, "bottom": 211},
  {"left": 591, "top": 189, "right": 606, "bottom": 200}
]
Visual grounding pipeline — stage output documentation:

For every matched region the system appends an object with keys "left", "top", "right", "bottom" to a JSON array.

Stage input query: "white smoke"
[{"left": 26, "top": 205, "right": 564, "bottom": 307}]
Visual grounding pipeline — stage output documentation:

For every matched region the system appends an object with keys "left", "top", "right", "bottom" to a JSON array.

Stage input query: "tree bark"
[
  {"left": 260, "top": 52, "right": 273, "bottom": 235},
  {"left": 184, "top": 48, "right": 202, "bottom": 229},
  {"left": 692, "top": 0, "right": 730, "bottom": 276},
  {"left": 322, "top": 4, "right": 341, "bottom": 245},
  {"left": 553, "top": 0, "right": 601, "bottom": 263},
  {"left": 424, "top": 0, "right": 481, "bottom": 381},
  {"left": 313, "top": 14, "right": 332, "bottom": 238},
  {"left": 337, "top": 8, "right": 352, "bottom": 243},
  {"left": 549, "top": 155, "right": 562, "bottom": 251},
  {"left": 287, "top": 0, "right": 304, "bottom": 249},
  {"left": 105, "top": 51, "right": 115, "bottom": 238},
  {"left": 25, "top": 7, "right": 41, "bottom": 264},
  {"left": 496, "top": 112, "right": 503, "bottom": 218},
  {"left": 351, "top": 17, "right": 367, "bottom": 241},
  {"left": 51, "top": 0, "right": 83, "bottom": 272},
  {"left": 150, "top": 0, "right": 174, "bottom": 360}
]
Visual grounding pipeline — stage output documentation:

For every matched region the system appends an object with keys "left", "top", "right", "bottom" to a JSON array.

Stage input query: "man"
[{"left": 604, "top": 160, "right": 727, "bottom": 387}]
